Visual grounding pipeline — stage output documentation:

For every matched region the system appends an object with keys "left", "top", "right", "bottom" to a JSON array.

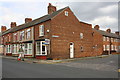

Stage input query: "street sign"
[{"left": 45, "top": 39, "right": 50, "bottom": 44}]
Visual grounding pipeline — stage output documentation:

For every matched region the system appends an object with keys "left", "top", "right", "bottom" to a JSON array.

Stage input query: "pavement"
[{"left": 1, "top": 54, "right": 109, "bottom": 64}]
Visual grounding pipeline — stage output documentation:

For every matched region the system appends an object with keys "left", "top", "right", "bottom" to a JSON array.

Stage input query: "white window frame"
[
  {"left": 106, "top": 45, "right": 110, "bottom": 51},
  {"left": 36, "top": 42, "right": 41, "bottom": 55},
  {"left": 103, "top": 36, "right": 106, "bottom": 41},
  {"left": 65, "top": 11, "right": 68, "bottom": 16},
  {"left": 12, "top": 44, "right": 18, "bottom": 54},
  {"left": 111, "top": 38, "right": 113, "bottom": 42},
  {"left": 26, "top": 29, "right": 31, "bottom": 39},
  {"left": 80, "top": 33, "right": 83, "bottom": 39},
  {"left": 20, "top": 31, "right": 25, "bottom": 41},
  {"left": 6, "top": 45, "right": 11, "bottom": 53},
  {"left": 40, "top": 41, "right": 47, "bottom": 55},
  {"left": 80, "top": 46, "right": 83, "bottom": 52},
  {"left": 107, "top": 37, "right": 109, "bottom": 41},
  {"left": 13, "top": 33, "right": 17, "bottom": 42},
  {"left": 115, "top": 45, "right": 117, "bottom": 51},
  {"left": 24, "top": 43, "right": 32, "bottom": 55},
  {"left": 111, "top": 45, "right": 114, "bottom": 50},
  {"left": 39, "top": 25, "right": 44, "bottom": 37},
  {"left": 36, "top": 41, "right": 47, "bottom": 55}
]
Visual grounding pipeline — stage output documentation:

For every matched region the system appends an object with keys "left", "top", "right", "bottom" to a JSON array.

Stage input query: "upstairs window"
[
  {"left": 65, "top": 11, "right": 68, "bottom": 16},
  {"left": 39, "top": 25, "right": 44, "bottom": 37},
  {"left": 80, "top": 46, "right": 83, "bottom": 52},
  {"left": 111, "top": 38, "right": 113, "bottom": 42},
  {"left": 20, "top": 31, "right": 25, "bottom": 41},
  {"left": 8, "top": 35, "right": 10, "bottom": 42},
  {"left": 80, "top": 33, "right": 83, "bottom": 39},
  {"left": 107, "top": 37, "right": 109, "bottom": 41},
  {"left": 103, "top": 36, "right": 106, "bottom": 41},
  {"left": 13, "top": 33, "right": 17, "bottom": 42},
  {"left": 26, "top": 28, "right": 31, "bottom": 39}
]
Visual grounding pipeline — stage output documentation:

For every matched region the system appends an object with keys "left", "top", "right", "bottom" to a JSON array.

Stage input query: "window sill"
[{"left": 36, "top": 54, "right": 47, "bottom": 56}]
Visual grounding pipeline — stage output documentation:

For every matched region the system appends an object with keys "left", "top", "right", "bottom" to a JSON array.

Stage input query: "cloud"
[
  {"left": 99, "top": 4, "right": 117, "bottom": 14},
  {"left": 90, "top": 16, "right": 117, "bottom": 25},
  {"left": 0, "top": 2, "right": 48, "bottom": 31},
  {"left": 0, "top": 2, "right": 118, "bottom": 33},
  {"left": 90, "top": 16, "right": 118, "bottom": 32},
  {"left": 0, "top": 6, "right": 26, "bottom": 30}
]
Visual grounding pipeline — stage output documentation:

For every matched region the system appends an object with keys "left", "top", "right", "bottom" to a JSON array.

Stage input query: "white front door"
[{"left": 70, "top": 42, "right": 74, "bottom": 58}]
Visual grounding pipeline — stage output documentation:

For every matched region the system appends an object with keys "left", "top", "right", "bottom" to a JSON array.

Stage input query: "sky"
[{"left": 0, "top": 0, "right": 119, "bottom": 33}]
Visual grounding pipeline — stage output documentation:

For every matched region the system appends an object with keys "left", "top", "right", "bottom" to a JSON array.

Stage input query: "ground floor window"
[
  {"left": 12, "top": 44, "right": 18, "bottom": 54},
  {"left": 103, "top": 45, "right": 106, "bottom": 51},
  {"left": 36, "top": 41, "right": 47, "bottom": 55},
  {"left": 24, "top": 43, "right": 32, "bottom": 55},
  {"left": 111, "top": 45, "right": 114, "bottom": 50},
  {"left": 6, "top": 45, "right": 11, "bottom": 53},
  {"left": 106, "top": 45, "right": 110, "bottom": 51},
  {"left": 115, "top": 45, "right": 117, "bottom": 51}
]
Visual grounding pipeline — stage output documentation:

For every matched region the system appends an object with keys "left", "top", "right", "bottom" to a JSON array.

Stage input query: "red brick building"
[
  {"left": 93, "top": 25, "right": 120, "bottom": 55},
  {"left": 0, "top": 3, "right": 120, "bottom": 59}
]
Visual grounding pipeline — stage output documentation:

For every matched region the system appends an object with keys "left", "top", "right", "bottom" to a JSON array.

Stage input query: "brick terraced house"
[
  {"left": 0, "top": 3, "right": 120, "bottom": 59},
  {"left": 93, "top": 25, "right": 120, "bottom": 55}
]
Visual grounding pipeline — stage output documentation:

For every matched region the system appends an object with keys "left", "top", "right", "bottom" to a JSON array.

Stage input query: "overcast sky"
[{"left": 0, "top": 0, "right": 119, "bottom": 33}]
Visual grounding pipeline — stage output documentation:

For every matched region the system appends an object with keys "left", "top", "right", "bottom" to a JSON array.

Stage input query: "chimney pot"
[
  {"left": 115, "top": 31, "right": 119, "bottom": 35},
  {"left": 106, "top": 29, "right": 111, "bottom": 33},
  {"left": 48, "top": 3, "right": 56, "bottom": 14},
  {"left": 94, "top": 25, "right": 100, "bottom": 30},
  {"left": 25, "top": 18, "right": 32, "bottom": 23},
  {"left": 11, "top": 22, "right": 17, "bottom": 28},
  {"left": 1, "top": 26, "right": 7, "bottom": 32}
]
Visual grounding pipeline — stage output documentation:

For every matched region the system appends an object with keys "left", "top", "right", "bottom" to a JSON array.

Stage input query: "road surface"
[{"left": 2, "top": 55, "right": 119, "bottom": 78}]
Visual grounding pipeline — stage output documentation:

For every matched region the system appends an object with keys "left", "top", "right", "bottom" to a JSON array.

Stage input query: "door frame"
[
  {"left": 41, "top": 41, "right": 47, "bottom": 55},
  {"left": 70, "top": 42, "right": 74, "bottom": 58}
]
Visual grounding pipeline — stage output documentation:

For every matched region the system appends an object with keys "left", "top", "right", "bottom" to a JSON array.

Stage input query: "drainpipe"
[{"left": 109, "top": 37, "right": 112, "bottom": 55}]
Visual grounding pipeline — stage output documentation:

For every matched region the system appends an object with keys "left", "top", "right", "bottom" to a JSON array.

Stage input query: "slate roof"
[
  {"left": 2, "top": 7, "right": 68, "bottom": 35},
  {"left": 93, "top": 28, "right": 120, "bottom": 39}
]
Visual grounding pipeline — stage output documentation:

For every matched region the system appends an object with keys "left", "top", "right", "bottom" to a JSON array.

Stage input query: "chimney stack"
[
  {"left": 48, "top": 3, "right": 56, "bottom": 14},
  {"left": 94, "top": 25, "right": 100, "bottom": 30},
  {"left": 11, "top": 22, "right": 17, "bottom": 28},
  {"left": 106, "top": 29, "right": 111, "bottom": 33},
  {"left": 25, "top": 18, "right": 32, "bottom": 23},
  {"left": 115, "top": 31, "right": 119, "bottom": 35},
  {"left": 1, "top": 26, "right": 7, "bottom": 32}
]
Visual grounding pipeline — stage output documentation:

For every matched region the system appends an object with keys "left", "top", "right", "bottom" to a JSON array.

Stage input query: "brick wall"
[
  {"left": 49, "top": 7, "right": 94, "bottom": 59},
  {"left": 93, "top": 30, "right": 103, "bottom": 56}
]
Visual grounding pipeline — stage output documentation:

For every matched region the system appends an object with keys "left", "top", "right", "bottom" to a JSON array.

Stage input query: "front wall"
[{"left": 50, "top": 8, "right": 94, "bottom": 59}]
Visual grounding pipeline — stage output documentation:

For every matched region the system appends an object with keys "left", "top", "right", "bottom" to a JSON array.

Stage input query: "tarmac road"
[{"left": 2, "top": 54, "right": 119, "bottom": 78}]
